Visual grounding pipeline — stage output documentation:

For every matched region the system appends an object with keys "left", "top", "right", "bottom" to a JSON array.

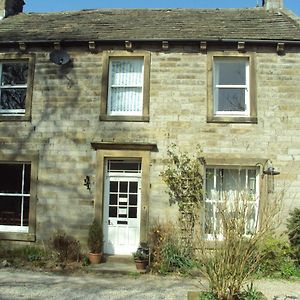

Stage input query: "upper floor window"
[
  {"left": 101, "top": 51, "right": 150, "bottom": 122},
  {"left": 0, "top": 54, "right": 35, "bottom": 122},
  {"left": 108, "top": 58, "right": 143, "bottom": 116},
  {"left": 0, "top": 61, "right": 28, "bottom": 116},
  {"left": 214, "top": 58, "right": 249, "bottom": 115},
  {"left": 207, "top": 53, "right": 257, "bottom": 124}
]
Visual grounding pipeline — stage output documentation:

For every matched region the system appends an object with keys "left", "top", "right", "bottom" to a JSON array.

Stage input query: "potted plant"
[
  {"left": 87, "top": 219, "right": 103, "bottom": 264},
  {"left": 133, "top": 243, "right": 149, "bottom": 270}
]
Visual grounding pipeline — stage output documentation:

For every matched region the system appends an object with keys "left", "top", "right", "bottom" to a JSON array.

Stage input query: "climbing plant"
[{"left": 161, "top": 144, "right": 205, "bottom": 252}]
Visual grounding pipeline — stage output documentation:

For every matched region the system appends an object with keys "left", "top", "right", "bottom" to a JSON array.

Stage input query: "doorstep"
[{"left": 88, "top": 255, "right": 143, "bottom": 275}]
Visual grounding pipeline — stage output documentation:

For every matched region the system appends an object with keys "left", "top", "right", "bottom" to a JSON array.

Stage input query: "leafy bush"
[
  {"left": 149, "top": 221, "right": 196, "bottom": 274},
  {"left": 287, "top": 207, "right": 300, "bottom": 266},
  {"left": 257, "top": 237, "right": 297, "bottom": 278},
  {"left": 51, "top": 232, "right": 81, "bottom": 264}
]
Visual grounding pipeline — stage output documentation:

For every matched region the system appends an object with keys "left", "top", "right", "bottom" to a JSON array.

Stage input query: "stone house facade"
[{"left": 0, "top": 0, "right": 299, "bottom": 254}]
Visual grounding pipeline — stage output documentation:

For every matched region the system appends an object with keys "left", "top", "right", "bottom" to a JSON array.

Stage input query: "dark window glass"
[
  {"left": 129, "top": 194, "right": 137, "bottom": 206},
  {"left": 0, "top": 89, "right": 26, "bottom": 110},
  {"left": 129, "top": 207, "right": 137, "bottom": 218},
  {"left": 0, "top": 164, "right": 23, "bottom": 193},
  {"left": 23, "top": 196, "right": 29, "bottom": 226},
  {"left": 110, "top": 181, "right": 118, "bottom": 192},
  {"left": 120, "top": 181, "right": 128, "bottom": 193},
  {"left": 24, "top": 164, "right": 31, "bottom": 194},
  {"left": 1, "top": 62, "right": 28, "bottom": 85},
  {"left": 0, "top": 196, "right": 22, "bottom": 226},
  {"left": 129, "top": 182, "right": 138, "bottom": 193},
  {"left": 109, "top": 194, "right": 117, "bottom": 205},
  {"left": 109, "top": 206, "right": 117, "bottom": 218}
]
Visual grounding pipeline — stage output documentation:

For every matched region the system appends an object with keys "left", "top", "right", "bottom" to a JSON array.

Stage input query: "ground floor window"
[
  {"left": 0, "top": 163, "right": 31, "bottom": 233},
  {"left": 204, "top": 167, "right": 259, "bottom": 240}
]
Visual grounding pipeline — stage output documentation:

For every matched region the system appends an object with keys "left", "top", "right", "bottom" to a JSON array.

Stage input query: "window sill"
[
  {"left": 99, "top": 115, "right": 150, "bottom": 122},
  {"left": 0, "top": 115, "right": 31, "bottom": 122},
  {"left": 0, "top": 231, "right": 35, "bottom": 242},
  {"left": 207, "top": 116, "right": 257, "bottom": 124}
]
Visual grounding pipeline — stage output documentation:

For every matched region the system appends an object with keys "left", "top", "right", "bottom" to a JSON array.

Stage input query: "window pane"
[
  {"left": 108, "top": 161, "right": 141, "bottom": 173},
  {"left": 110, "top": 87, "right": 142, "bottom": 113},
  {"left": 248, "top": 170, "right": 256, "bottom": 194},
  {"left": 109, "top": 194, "right": 117, "bottom": 205},
  {"left": 109, "top": 206, "right": 117, "bottom": 218},
  {"left": 24, "top": 164, "right": 31, "bottom": 194},
  {"left": 0, "top": 88, "right": 26, "bottom": 110},
  {"left": 129, "top": 207, "right": 137, "bottom": 218},
  {"left": 0, "top": 196, "right": 23, "bottom": 226},
  {"left": 217, "top": 60, "right": 246, "bottom": 85},
  {"left": 217, "top": 88, "right": 246, "bottom": 112},
  {"left": 0, "top": 164, "right": 23, "bottom": 194},
  {"left": 206, "top": 169, "right": 214, "bottom": 199},
  {"left": 222, "top": 169, "right": 246, "bottom": 193},
  {"left": 129, "top": 182, "right": 138, "bottom": 193},
  {"left": 23, "top": 196, "right": 29, "bottom": 226},
  {"left": 204, "top": 202, "right": 214, "bottom": 234},
  {"left": 110, "top": 59, "right": 143, "bottom": 86},
  {"left": 110, "top": 181, "right": 118, "bottom": 192},
  {"left": 119, "top": 181, "right": 128, "bottom": 193},
  {"left": 129, "top": 194, "right": 137, "bottom": 206},
  {"left": 1, "top": 62, "right": 28, "bottom": 85}
]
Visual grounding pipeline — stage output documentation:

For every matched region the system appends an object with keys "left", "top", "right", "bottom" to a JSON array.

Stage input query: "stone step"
[
  {"left": 88, "top": 254, "right": 141, "bottom": 275},
  {"left": 103, "top": 254, "right": 134, "bottom": 264}
]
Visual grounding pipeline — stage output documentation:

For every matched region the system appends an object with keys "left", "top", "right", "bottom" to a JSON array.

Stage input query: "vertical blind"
[{"left": 108, "top": 58, "right": 144, "bottom": 115}]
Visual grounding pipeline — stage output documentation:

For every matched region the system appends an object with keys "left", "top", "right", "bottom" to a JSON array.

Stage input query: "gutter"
[{"left": 1, "top": 37, "right": 300, "bottom": 46}]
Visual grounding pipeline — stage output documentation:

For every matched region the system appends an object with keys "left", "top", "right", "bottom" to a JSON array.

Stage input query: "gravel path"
[{"left": 0, "top": 269, "right": 299, "bottom": 300}]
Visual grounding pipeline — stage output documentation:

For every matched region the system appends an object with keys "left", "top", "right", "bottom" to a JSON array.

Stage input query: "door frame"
[{"left": 94, "top": 148, "right": 151, "bottom": 254}]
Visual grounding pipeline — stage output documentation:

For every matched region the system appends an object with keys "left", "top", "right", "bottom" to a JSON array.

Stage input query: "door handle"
[{"left": 108, "top": 219, "right": 112, "bottom": 225}]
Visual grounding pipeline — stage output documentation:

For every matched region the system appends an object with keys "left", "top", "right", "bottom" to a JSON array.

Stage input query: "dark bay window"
[{"left": 0, "top": 163, "right": 31, "bottom": 232}]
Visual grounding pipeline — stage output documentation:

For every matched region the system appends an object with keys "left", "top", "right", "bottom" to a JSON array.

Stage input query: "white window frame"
[
  {"left": 0, "top": 61, "right": 28, "bottom": 116},
  {"left": 107, "top": 58, "right": 144, "bottom": 116},
  {"left": 213, "top": 58, "right": 250, "bottom": 116},
  {"left": 204, "top": 166, "right": 260, "bottom": 241},
  {"left": 0, "top": 163, "right": 30, "bottom": 233}
]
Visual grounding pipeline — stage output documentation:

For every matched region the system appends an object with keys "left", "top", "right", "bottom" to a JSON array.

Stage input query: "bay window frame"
[{"left": 204, "top": 166, "right": 260, "bottom": 241}]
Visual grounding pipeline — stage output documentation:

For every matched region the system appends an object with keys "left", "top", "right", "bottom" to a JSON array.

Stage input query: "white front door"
[{"left": 103, "top": 160, "right": 141, "bottom": 255}]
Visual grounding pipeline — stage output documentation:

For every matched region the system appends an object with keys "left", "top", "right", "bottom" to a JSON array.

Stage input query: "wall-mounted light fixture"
[
  {"left": 262, "top": 165, "right": 280, "bottom": 193},
  {"left": 84, "top": 176, "right": 91, "bottom": 190}
]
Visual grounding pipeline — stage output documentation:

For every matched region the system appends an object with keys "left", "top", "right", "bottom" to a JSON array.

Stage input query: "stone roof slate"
[{"left": 0, "top": 8, "right": 299, "bottom": 43}]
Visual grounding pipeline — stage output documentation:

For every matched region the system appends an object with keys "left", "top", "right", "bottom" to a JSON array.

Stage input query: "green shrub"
[
  {"left": 287, "top": 207, "right": 300, "bottom": 266},
  {"left": 51, "top": 232, "right": 81, "bottom": 263},
  {"left": 149, "top": 221, "right": 196, "bottom": 274},
  {"left": 239, "top": 283, "right": 267, "bottom": 300},
  {"left": 87, "top": 219, "right": 103, "bottom": 253},
  {"left": 257, "top": 237, "right": 297, "bottom": 278}
]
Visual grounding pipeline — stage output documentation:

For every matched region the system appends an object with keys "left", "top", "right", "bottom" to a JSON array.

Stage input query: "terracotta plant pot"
[
  {"left": 134, "top": 259, "right": 148, "bottom": 270},
  {"left": 88, "top": 252, "right": 102, "bottom": 264}
]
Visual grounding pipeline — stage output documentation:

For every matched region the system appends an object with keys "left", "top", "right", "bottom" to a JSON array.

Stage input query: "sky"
[{"left": 24, "top": 0, "right": 300, "bottom": 16}]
